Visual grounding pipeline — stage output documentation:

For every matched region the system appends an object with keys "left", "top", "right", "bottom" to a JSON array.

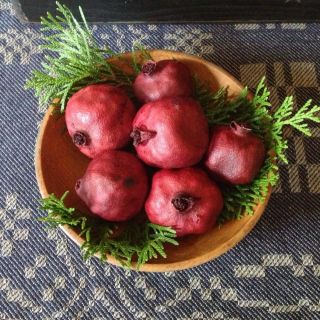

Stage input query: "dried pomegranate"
[
  {"left": 66, "top": 84, "right": 136, "bottom": 158},
  {"left": 131, "top": 97, "right": 209, "bottom": 168},
  {"left": 75, "top": 151, "right": 148, "bottom": 221},
  {"left": 133, "top": 60, "right": 193, "bottom": 103},
  {"left": 145, "top": 168, "right": 224, "bottom": 237},
  {"left": 205, "top": 122, "right": 266, "bottom": 185}
]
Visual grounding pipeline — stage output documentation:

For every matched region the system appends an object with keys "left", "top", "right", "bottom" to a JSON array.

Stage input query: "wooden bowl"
[{"left": 35, "top": 50, "right": 272, "bottom": 272}]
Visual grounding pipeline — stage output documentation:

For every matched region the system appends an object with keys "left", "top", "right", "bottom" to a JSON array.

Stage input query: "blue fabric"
[{"left": 0, "top": 1, "right": 319, "bottom": 319}]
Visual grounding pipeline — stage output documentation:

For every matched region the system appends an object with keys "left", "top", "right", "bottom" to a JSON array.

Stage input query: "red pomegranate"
[
  {"left": 75, "top": 151, "right": 148, "bottom": 221},
  {"left": 145, "top": 168, "right": 224, "bottom": 237},
  {"left": 205, "top": 122, "right": 266, "bottom": 185},
  {"left": 133, "top": 60, "right": 193, "bottom": 103},
  {"left": 131, "top": 97, "right": 209, "bottom": 168},
  {"left": 65, "top": 84, "right": 136, "bottom": 158}
]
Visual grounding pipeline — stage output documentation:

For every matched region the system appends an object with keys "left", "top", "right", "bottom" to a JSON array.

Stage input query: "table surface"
[{"left": 0, "top": 0, "right": 320, "bottom": 319}]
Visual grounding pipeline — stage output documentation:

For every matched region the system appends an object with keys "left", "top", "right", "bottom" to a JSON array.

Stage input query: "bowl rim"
[{"left": 34, "top": 49, "right": 272, "bottom": 272}]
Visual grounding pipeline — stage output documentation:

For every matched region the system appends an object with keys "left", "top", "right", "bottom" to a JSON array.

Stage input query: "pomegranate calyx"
[
  {"left": 73, "top": 131, "right": 90, "bottom": 146},
  {"left": 142, "top": 61, "right": 157, "bottom": 76},
  {"left": 131, "top": 127, "right": 157, "bottom": 146},
  {"left": 171, "top": 194, "right": 196, "bottom": 212},
  {"left": 230, "top": 121, "right": 251, "bottom": 135},
  {"left": 75, "top": 179, "right": 81, "bottom": 190}
]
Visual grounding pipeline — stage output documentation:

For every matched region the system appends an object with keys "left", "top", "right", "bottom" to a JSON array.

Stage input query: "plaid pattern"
[{"left": 0, "top": 1, "right": 319, "bottom": 319}]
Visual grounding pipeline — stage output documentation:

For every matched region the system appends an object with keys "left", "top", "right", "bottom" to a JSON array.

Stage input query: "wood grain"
[
  {"left": 19, "top": 0, "right": 320, "bottom": 23},
  {"left": 35, "top": 50, "right": 272, "bottom": 272}
]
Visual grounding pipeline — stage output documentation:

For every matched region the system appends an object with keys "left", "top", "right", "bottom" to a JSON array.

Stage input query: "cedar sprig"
[
  {"left": 196, "top": 77, "right": 319, "bottom": 222},
  {"left": 131, "top": 41, "right": 153, "bottom": 73},
  {"left": 39, "top": 193, "right": 178, "bottom": 268},
  {"left": 25, "top": 2, "right": 135, "bottom": 112},
  {"left": 83, "top": 222, "right": 178, "bottom": 268},
  {"left": 39, "top": 191, "right": 86, "bottom": 228},
  {"left": 271, "top": 97, "right": 320, "bottom": 163}
]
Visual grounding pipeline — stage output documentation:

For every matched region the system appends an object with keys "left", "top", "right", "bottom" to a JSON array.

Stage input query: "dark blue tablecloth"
[{"left": 0, "top": 1, "right": 319, "bottom": 319}]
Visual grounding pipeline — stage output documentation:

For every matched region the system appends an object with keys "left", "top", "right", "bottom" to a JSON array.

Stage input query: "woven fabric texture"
[{"left": 0, "top": 1, "right": 319, "bottom": 319}]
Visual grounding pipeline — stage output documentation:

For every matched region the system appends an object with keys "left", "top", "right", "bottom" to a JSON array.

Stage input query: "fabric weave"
[{"left": 0, "top": 1, "right": 319, "bottom": 319}]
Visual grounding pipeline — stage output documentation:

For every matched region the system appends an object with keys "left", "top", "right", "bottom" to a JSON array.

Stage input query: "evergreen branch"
[
  {"left": 25, "top": 2, "right": 136, "bottom": 112},
  {"left": 271, "top": 97, "right": 320, "bottom": 163},
  {"left": 39, "top": 191, "right": 83, "bottom": 227},
  {"left": 39, "top": 193, "right": 178, "bottom": 269},
  {"left": 195, "top": 77, "right": 320, "bottom": 222},
  {"left": 131, "top": 41, "right": 153, "bottom": 73},
  {"left": 275, "top": 97, "right": 319, "bottom": 129},
  {"left": 252, "top": 77, "right": 271, "bottom": 110},
  {"left": 218, "top": 158, "right": 278, "bottom": 223},
  {"left": 194, "top": 77, "right": 228, "bottom": 124}
]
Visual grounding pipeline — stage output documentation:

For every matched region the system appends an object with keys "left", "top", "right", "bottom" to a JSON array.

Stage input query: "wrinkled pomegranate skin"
[
  {"left": 66, "top": 84, "right": 136, "bottom": 158},
  {"left": 132, "top": 97, "right": 209, "bottom": 168},
  {"left": 145, "top": 168, "right": 224, "bottom": 237},
  {"left": 133, "top": 60, "right": 193, "bottom": 103},
  {"left": 204, "top": 124, "right": 266, "bottom": 185},
  {"left": 75, "top": 151, "right": 148, "bottom": 222}
]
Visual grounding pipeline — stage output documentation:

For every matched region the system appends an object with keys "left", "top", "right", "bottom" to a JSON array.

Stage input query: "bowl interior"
[{"left": 35, "top": 50, "right": 271, "bottom": 272}]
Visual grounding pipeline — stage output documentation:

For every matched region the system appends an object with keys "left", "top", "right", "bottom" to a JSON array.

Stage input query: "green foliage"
[
  {"left": 39, "top": 191, "right": 86, "bottom": 228},
  {"left": 196, "top": 77, "right": 320, "bottom": 222},
  {"left": 131, "top": 41, "right": 153, "bottom": 73},
  {"left": 39, "top": 193, "right": 178, "bottom": 269},
  {"left": 271, "top": 97, "right": 320, "bottom": 163},
  {"left": 195, "top": 77, "right": 273, "bottom": 140},
  {"left": 25, "top": 2, "right": 135, "bottom": 112},
  {"left": 219, "top": 158, "right": 279, "bottom": 223},
  {"left": 194, "top": 77, "right": 228, "bottom": 124}
]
